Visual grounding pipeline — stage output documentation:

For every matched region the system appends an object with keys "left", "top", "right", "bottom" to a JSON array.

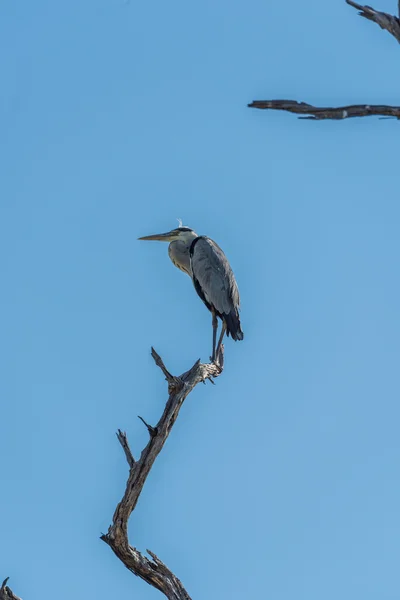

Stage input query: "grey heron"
[{"left": 138, "top": 226, "right": 243, "bottom": 363}]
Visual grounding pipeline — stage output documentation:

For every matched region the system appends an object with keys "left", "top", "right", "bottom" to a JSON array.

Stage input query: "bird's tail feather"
[{"left": 225, "top": 311, "right": 244, "bottom": 341}]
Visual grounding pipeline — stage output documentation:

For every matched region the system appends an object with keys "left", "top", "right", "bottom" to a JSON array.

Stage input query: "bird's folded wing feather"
[{"left": 191, "top": 237, "right": 240, "bottom": 315}]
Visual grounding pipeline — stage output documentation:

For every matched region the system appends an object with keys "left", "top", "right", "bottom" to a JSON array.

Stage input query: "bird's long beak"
[{"left": 138, "top": 231, "right": 175, "bottom": 242}]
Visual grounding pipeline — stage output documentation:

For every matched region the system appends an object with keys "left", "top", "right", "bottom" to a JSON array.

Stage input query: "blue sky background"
[{"left": 1, "top": 0, "right": 400, "bottom": 598}]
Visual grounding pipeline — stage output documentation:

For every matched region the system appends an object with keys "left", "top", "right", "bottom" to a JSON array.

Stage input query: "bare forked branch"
[
  {"left": 346, "top": 0, "right": 400, "bottom": 43},
  {"left": 0, "top": 579, "right": 22, "bottom": 600},
  {"left": 248, "top": 100, "right": 400, "bottom": 120},
  {"left": 101, "top": 348, "right": 223, "bottom": 599}
]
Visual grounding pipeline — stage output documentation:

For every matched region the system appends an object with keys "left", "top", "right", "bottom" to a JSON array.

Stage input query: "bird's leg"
[
  {"left": 215, "top": 321, "right": 227, "bottom": 365},
  {"left": 211, "top": 309, "right": 218, "bottom": 362}
]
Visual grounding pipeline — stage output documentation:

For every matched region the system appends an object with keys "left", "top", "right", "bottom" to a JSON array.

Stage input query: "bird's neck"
[{"left": 168, "top": 235, "right": 197, "bottom": 276}]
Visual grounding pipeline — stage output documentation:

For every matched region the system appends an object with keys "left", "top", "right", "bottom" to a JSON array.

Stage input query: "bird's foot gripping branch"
[
  {"left": 210, "top": 343, "right": 224, "bottom": 374},
  {"left": 100, "top": 348, "right": 222, "bottom": 600}
]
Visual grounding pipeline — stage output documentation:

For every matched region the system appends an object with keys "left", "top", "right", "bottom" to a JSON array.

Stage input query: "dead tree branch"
[
  {"left": 0, "top": 579, "right": 22, "bottom": 600},
  {"left": 249, "top": 2, "right": 400, "bottom": 121},
  {"left": 101, "top": 347, "right": 223, "bottom": 599},
  {"left": 346, "top": 0, "right": 400, "bottom": 43},
  {"left": 248, "top": 99, "right": 400, "bottom": 120}
]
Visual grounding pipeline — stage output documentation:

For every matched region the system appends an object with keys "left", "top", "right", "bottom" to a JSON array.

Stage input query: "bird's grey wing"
[{"left": 190, "top": 236, "right": 240, "bottom": 315}]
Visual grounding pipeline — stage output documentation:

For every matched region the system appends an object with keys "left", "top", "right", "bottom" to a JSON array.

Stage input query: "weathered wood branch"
[
  {"left": 248, "top": 99, "right": 400, "bottom": 120},
  {"left": 0, "top": 579, "right": 22, "bottom": 600},
  {"left": 249, "top": 2, "right": 400, "bottom": 122},
  {"left": 346, "top": 0, "right": 400, "bottom": 43},
  {"left": 101, "top": 347, "right": 223, "bottom": 599}
]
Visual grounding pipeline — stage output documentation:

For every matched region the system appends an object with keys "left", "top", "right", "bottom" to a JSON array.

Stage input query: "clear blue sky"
[{"left": 1, "top": 1, "right": 400, "bottom": 598}]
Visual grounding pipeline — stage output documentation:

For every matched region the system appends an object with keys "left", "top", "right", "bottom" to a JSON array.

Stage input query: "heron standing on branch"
[{"left": 138, "top": 225, "right": 243, "bottom": 363}]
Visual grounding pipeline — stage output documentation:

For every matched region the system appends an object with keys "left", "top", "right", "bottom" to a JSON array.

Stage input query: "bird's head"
[{"left": 138, "top": 226, "right": 197, "bottom": 245}]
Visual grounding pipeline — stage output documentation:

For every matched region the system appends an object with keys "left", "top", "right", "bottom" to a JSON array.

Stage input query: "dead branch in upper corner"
[
  {"left": 0, "top": 579, "right": 22, "bottom": 600},
  {"left": 101, "top": 347, "right": 223, "bottom": 600},
  {"left": 248, "top": 100, "right": 400, "bottom": 120},
  {"left": 346, "top": 0, "right": 400, "bottom": 43},
  {"left": 249, "top": 2, "right": 400, "bottom": 122}
]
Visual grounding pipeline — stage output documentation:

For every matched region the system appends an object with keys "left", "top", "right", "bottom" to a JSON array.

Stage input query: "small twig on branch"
[
  {"left": 116, "top": 429, "right": 135, "bottom": 468},
  {"left": 101, "top": 350, "right": 222, "bottom": 599},
  {"left": 151, "top": 347, "right": 184, "bottom": 394},
  {"left": 137, "top": 415, "right": 158, "bottom": 437},
  {"left": 0, "top": 579, "right": 22, "bottom": 600},
  {"left": 346, "top": 0, "right": 400, "bottom": 43},
  {"left": 248, "top": 99, "right": 400, "bottom": 120}
]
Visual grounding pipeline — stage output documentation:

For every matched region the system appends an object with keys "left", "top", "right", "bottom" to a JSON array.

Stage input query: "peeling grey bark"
[{"left": 101, "top": 348, "right": 223, "bottom": 599}]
